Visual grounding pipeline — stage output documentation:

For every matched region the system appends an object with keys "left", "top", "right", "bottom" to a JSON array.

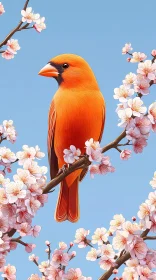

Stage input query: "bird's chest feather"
[{"left": 53, "top": 89, "right": 103, "bottom": 158}]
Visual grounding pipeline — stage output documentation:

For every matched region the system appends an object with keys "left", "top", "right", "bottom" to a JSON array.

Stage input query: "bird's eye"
[{"left": 62, "top": 63, "right": 69, "bottom": 69}]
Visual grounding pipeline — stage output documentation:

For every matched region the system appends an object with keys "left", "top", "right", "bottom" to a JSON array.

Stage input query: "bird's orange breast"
[{"left": 52, "top": 87, "right": 105, "bottom": 185}]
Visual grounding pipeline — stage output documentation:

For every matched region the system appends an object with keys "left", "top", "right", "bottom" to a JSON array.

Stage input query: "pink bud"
[
  {"left": 70, "top": 242, "right": 74, "bottom": 247},
  {"left": 113, "top": 278, "right": 119, "bottom": 280},
  {"left": 71, "top": 251, "right": 76, "bottom": 257},
  {"left": 132, "top": 216, "right": 136, "bottom": 221},
  {"left": 151, "top": 50, "right": 156, "bottom": 57},
  {"left": 127, "top": 57, "right": 131, "bottom": 62},
  {"left": 113, "top": 269, "right": 118, "bottom": 274},
  {"left": 45, "top": 248, "right": 49, "bottom": 253},
  {"left": 6, "top": 167, "right": 12, "bottom": 173},
  {"left": 25, "top": 243, "right": 36, "bottom": 253},
  {"left": 107, "top": 230, "right": 113, "bottom": 236},
  {"left": 45, "top": 240, "right": 50, "bottom": 246}
]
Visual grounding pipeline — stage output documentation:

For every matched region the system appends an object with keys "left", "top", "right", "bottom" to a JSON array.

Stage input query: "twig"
[
  {"left": 0, "top": 0, "right": 30, "bottom": 48},
  {"left": 11, "top": 238, "right": 27, "bottom": 247},
  {"left": 143, "top": 236, "right": 156, "bottom": 240}
]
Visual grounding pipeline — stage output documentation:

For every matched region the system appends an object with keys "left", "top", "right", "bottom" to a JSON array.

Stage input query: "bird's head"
[{"left": 38, "top": 54, "right": 99, "bottom": 89}]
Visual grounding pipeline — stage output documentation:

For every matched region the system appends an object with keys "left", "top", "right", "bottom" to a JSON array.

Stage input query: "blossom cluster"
[
  {"left": 0, "top": 121, "right": 48, "bottom": 279},
  {"left": 1, "top": 6, "right": 46, "bottom": 60},
  {"left": 113, "top": 44, "right": 156, "bottom": 159},
  {"left": 74, "top": 171, "right": 156, "bottom": 279},
  {"left": 28, "top": 241, "right": 91, "bottom": 280},
  {"left": 21, "top": 7, "right": 46, "bottom": 33},
  {"left": 63, "top": 139, "right": 115, "bottom": 178}
]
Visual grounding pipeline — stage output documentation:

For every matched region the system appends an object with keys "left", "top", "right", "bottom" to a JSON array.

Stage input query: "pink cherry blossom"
[
  {"left": 6, "top": 181, "right": 26, "bottom": 203},
  {"left": 86, "top": 248, "right": 99, "bottom": 261},
  {"left": 0, "top": 2, "right": 5, "bottom": 15},
  {"left": 134, "top": 76, "right": 150, "bottom": 95},
  {"left": 109, "top": 214, "right": 125, "bottom": 233},
  {"left": 127, "top": 97, "right": 147, "bottom": 117},
  {"left": 34, "top": 17, "right": 46, "bottom": 32},
  {"left": 118, "top": 108, "right": 132, "bottom": 127},
  {"left": 126, "top": 127, "right": 140, "bottom": 141},
  {"left": 115, "top": 102, "right": 127, "bottom": 114},
  {"left": 137, "top": 60, "right": 156, "bottom": 81},
  {"left": 127, "top": 236, "right": 148, "bottom": 260},
  {"left": 74, "top": 228, "right": 90, "bottom": 248},
  {"left": 29, "top": 254, "right": 39, "bottom": 262},
  {"left": 63, "top": 145, "right": 81, "bottom": 164},
  {"left": 38, "top": 260, "right": 49, "bottom": 273},
  {"left": 6, "top": 39, "right": 20, "bottom": 54},
  {"left": 113, "top": 230, "right": 129, "bottom": 250},
  {"left": 148, "top": 102, "right": 156, "bottom": 124},
  {"left": 99, "top": 256, "right": 115, "bottom": 271},
  {"left": 34, "top": 146, "right": 45, "bottom": 159},
  {"left": 150, "top": 172, "right": 156, "bottom": 189},
  {"left": 25, "top": 197, "right": 41, "bottom": 215},
  {"left": 13, "top": 168, "right": 36, "bottom": 185},
  {"left": 137, "top": 265, "right": 153, "bottom": 279},
  {"left": 1, "top": 50, "right": 14, "bottom": 60},
  {"left": 123, "top": 221, "right": 140, "bottom": 235},
  {"left": 32, "top": 225, "right": 41, "bottom": 237},
  {"left": 120, "top": 150, "right": 132, "bottom": 160},
  {"left": 89, "top": 164, "right": 100, "bottom": 178},
  {"left": 0, "top": 188, "right": 8, "bottom": 204},
  {"left": 16, "top": 145, "right": 37, "bottom": 165},
  {"left": 51, "top": 249, "right": 69, "bottom": 267},
  {"left": 1, "top": 264, "right": 16, "bottom": 280},
  {"left": 25, "top": 243, "right": 36, "bottom": 253},
  {"left": 114, "top": 85, "right": 134, "bottom": 102},
  {"left": 21, "top": 7, "right": 35, "bottom": 23},
  {"left": 98, "top": 157, "right": 115, "bottom": 175},
  {"left": 0, "top": 147, "right": 16, "bottom": 164},
  {"left": 138, "top": 203, "right": 151, "bottom": 219},
  {"left": 123, "top": 72, "right": 136, "bottom": 86},
  {"left": 59, "top": 242, "right": 67, "bottom": 250},
  {"left": 122, "top": 267, "right": 138, "bottom": 280},
  {"left": 135, "top": 116, "right": 151, "bottom": 136},
  {"left": 85, "top": 138, "right": 102, "bottom": 162},
  {"left": 122, "top": 43, "right": 133, "bottom": 54},
  {"left": 151, "top": 50, "right": 156, "bottom": 57},
  {"left": 130, "top": 52, "right": 147, "bottom": 63},
  {"left": 17, "top": 222, "right": 31, "bottom": 236},
  {"left": 91, "top": 227, "right": 108, "bottom": 245},
  {"left": 133, "top": 137, "right": 147, "bottom": 154}
]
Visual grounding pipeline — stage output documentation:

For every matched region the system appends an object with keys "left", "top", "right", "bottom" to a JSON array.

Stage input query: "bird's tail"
[{"left": 54, "top": 177, "right": 79, "bottom": 222}]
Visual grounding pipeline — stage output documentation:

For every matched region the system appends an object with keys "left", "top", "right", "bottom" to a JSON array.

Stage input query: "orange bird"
[{"left": 39, "top": 54, "right": 105, "bottom": 223}]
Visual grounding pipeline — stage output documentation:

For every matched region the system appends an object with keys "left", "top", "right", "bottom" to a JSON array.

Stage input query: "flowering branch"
[
  {"left": 43, "top": 130, "right": 126, "bottom": 194},
  {"left": 0, "top": 0, "right": 30, "bottom": 48},
  {"left": 98, "top": 230, "right": 150, "bottom": 280}
]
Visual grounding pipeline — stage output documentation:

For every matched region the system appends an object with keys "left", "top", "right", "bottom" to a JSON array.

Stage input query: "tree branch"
[
  {"left": 0, "top": 0, "right": 30, "bottom": 48},
  {"left": 98, "top": 229, "right": 150, "bottom": 280},
  {"left": 143, "top": 235, "right": 156, "bottom": 240},
  {"left": 43, "top": 130, "right": 126, "bottom": 194}
]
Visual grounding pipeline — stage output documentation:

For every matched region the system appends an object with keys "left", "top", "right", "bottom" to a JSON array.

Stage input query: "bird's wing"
[
  {"left": 80, "top": 102, "right": 105, "bottom": 181},
  {"left": 48, "top": 100, "right": 58, "bottom": 179}
]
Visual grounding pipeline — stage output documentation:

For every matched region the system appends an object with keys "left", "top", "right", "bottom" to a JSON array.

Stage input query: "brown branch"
[
  {"left": 43, "top": 130, "right": 126, "bottom": 194},
  {"left": 0, "top": 0, "right": 30, "bottom": 48},
  {"left": 98, "top": 229, "right": 150, "bottom": 280},
  {"left": 11, "top": 238, "right": 27, "bottom": 247},
  {"left": 143, "top": 235, "right": 156, "bottom": 240}
]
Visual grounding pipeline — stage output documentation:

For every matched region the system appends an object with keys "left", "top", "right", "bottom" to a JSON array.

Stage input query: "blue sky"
[{"left": 1, "top": 0, "right": 156, "bottom": 279}]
